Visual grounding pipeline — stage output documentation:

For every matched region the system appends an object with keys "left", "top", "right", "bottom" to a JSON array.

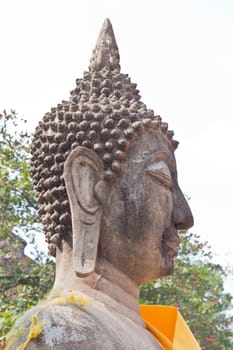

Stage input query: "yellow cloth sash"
[{"left": 140, "top": 305, "right": 201, "bottom": 350}]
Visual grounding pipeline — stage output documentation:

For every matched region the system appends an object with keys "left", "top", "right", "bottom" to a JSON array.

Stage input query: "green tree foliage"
[
  {"left": 0, "top": 110, "right": 36, "bottom": 237},
  {"left": 0, "top": 250, "right": 54, "bottom": 337},
  {"left": 140, "top": 231, "right": 233, "bottom": 349},
  {"left": 0, "top": 111, "right": 55, "bottom": 339}
]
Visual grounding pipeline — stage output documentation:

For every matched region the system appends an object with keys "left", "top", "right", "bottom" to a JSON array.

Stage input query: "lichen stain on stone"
[
  {"left": 16, "top": 315, "right": 43, "bottom": 350},
  {"left": 67, "top": 293, "right": 89, "bottom": 306},
  {"left": 48, "top": 293, "right": 90, "bottom": 308},
  {"left": 5, "top": 293, "right": 91, "bottom": 350},
  {"left": 5, "top": 323, "right": 27, "bottom": 350}
]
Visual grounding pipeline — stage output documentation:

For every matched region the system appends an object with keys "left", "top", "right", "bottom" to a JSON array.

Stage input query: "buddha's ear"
[{"left": 64, "top": 146, "right": 109, "bottom": 277}]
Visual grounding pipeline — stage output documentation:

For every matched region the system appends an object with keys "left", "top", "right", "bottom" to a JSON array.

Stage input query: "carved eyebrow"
[
  {"left": 133, "top": 151, "right": 174, "bottom": 169},
  {"left": 145, "top": 167, "right": 173, "bottom": 188}
]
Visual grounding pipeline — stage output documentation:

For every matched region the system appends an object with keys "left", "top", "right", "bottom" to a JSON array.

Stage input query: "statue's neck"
[{"left": 53, "top": 245, "right": 143, "bottom": 326}]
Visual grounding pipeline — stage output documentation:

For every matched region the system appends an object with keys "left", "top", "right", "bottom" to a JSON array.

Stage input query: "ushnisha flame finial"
[{"left": 89, "top": 19, "right": 120, "bottom": 72}]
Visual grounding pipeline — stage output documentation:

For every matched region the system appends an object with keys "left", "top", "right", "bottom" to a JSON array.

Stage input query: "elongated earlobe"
[{"left": 64, "top": 146, "right": 108, "bottom": 276}]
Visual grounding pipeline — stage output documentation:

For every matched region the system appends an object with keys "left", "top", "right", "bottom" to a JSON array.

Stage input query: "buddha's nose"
[{"left": 172, "top": 186, "right": 194, "bottom": 230}]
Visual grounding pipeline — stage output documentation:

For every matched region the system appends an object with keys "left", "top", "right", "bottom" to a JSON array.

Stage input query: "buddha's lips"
[
  {"left": 161, "top": 230, "right": 180, "bottom": 258},
  {"left": 164, "top": 240, "right": 179, "bottom": 257}
]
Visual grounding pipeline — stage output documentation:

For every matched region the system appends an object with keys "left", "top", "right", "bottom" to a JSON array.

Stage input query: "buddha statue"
[{"left": 4, "top": 19, "right": 199, "bottom": 350}]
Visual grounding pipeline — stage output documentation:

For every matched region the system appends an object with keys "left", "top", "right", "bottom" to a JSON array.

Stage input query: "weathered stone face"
[
  {"left": 99, "top": 130, "right": 193, "bottom": 284},
  {"left": 30, "top": 19, "right": 179, "bottom": 258}
]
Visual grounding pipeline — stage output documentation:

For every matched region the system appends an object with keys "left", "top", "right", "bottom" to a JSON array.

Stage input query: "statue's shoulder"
[
  {"left": 6, "top": 296, "right": 114, "bottom": 350},
  {"left": 6, "top": 294, "right": 161, "bottom": 350}
]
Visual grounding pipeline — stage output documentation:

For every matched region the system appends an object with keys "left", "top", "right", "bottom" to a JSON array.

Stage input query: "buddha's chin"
[
  {"left": 139, "top": 255, "right": 175, "bottom": 283},
  {"left": 160, "top": 253, "right": 175, "bottom": 278}
]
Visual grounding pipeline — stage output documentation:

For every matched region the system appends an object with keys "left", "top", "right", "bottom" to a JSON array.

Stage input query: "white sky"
[{"left": 1, "top": 1, "right": 233, "bottom": 287}]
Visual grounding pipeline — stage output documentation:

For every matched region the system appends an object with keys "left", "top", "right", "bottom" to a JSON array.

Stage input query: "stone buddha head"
[{"left": 31, "top": 19, "right": 193, "bottom": 287}]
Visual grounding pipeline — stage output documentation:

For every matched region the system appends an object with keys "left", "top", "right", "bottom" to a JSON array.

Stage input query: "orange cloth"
[{"left": 140, "top": 305, "right": 201, "bottom": 350}]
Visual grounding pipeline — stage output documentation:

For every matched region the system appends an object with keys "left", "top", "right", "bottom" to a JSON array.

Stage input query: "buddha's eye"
[{"left": 145, "top": 160, "right": 172, "bottom": 189}]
